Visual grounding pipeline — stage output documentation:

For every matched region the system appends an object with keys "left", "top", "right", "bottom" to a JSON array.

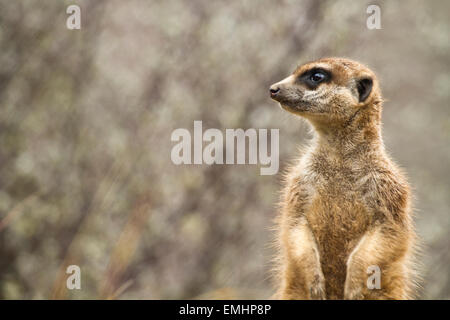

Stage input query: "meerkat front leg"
[
  {"left": 344, "top": 224, "right": 412, "bottom": 300},
  {"left": 279, "top": 217, "right": 326, "bottom": 300}
]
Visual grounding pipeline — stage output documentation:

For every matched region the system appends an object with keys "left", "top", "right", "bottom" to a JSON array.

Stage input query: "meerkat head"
[{"left": 270, "top": 58, "right": 382, "bottom": 129}]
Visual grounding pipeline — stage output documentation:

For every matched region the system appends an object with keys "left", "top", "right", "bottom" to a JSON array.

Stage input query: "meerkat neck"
[
  {"left": 314, "top": 129, "right": 383, "bottom": 157},
  {"left": 311, "top": 106, "right": 384, "bottom": 158}
]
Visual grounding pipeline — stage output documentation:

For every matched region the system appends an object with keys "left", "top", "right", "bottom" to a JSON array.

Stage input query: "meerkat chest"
[
  {"left": 285, "top": 154, "right": 373, "bottom": 249},
  {"left": 303, "top": 168, "right": 372, "bottom": 253},
  {"left": 307, "top": 186, "right": 369, "bottom": 240}
]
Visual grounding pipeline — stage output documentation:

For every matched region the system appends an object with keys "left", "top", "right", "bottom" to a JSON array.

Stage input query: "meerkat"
[{"left": 269, "top": 57, "right": 418, "bottom": 300}]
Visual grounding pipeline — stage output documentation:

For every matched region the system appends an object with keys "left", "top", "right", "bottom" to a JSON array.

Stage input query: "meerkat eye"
[
  {"left": 310, "top": 72, "right": 326, "bottom": 83},
  {"left": 298, "top": 68, "right": 330, "bottom": 89}
]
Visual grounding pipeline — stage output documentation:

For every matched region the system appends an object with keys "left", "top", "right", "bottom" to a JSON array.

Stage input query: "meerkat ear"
[{"left": 356, "top": 78, "right": 373, "bottom": 102}]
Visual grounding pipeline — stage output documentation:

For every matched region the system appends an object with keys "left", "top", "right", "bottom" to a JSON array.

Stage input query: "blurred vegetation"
[{"left": 0, "top": 0, "right": 448, "bottom": 299}]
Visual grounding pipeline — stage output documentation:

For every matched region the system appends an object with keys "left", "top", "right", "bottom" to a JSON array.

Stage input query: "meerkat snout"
[{"left": 269, "top": 85, "right": 280, "bottom": 96}]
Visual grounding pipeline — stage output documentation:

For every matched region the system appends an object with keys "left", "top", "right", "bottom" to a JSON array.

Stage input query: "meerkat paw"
[
  {"left": 344, "top": 288, "right": 364, "bottom": 300},
  {"left": 344, "top": 281, "right": 365, "bottom": 300},
  {"left": 310, "top": 273, "right": 326, "bottom": 300}
]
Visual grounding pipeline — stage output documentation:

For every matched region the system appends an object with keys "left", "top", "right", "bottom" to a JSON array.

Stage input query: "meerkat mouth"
[{"left": 270, "top": 91, "right": 310, "bottom": 113}]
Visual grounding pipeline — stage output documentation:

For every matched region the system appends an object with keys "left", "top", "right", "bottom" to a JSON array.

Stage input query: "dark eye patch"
[{"left": 297, "top": 68, "right": 331, "bottom": 89}]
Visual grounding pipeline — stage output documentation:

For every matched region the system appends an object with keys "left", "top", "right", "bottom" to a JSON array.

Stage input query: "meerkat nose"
[{"left": 270, "top": 85, "right": 280, "bottom": 97}]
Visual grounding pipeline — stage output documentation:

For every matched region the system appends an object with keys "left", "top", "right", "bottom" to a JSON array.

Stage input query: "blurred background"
[{"left": 0, "top": 0, "right": 448, "bottom": 299}]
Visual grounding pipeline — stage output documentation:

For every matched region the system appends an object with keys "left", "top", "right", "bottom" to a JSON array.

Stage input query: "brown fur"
[{"left": 270, "top": 58, "right": 418, "bottom": 300}]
